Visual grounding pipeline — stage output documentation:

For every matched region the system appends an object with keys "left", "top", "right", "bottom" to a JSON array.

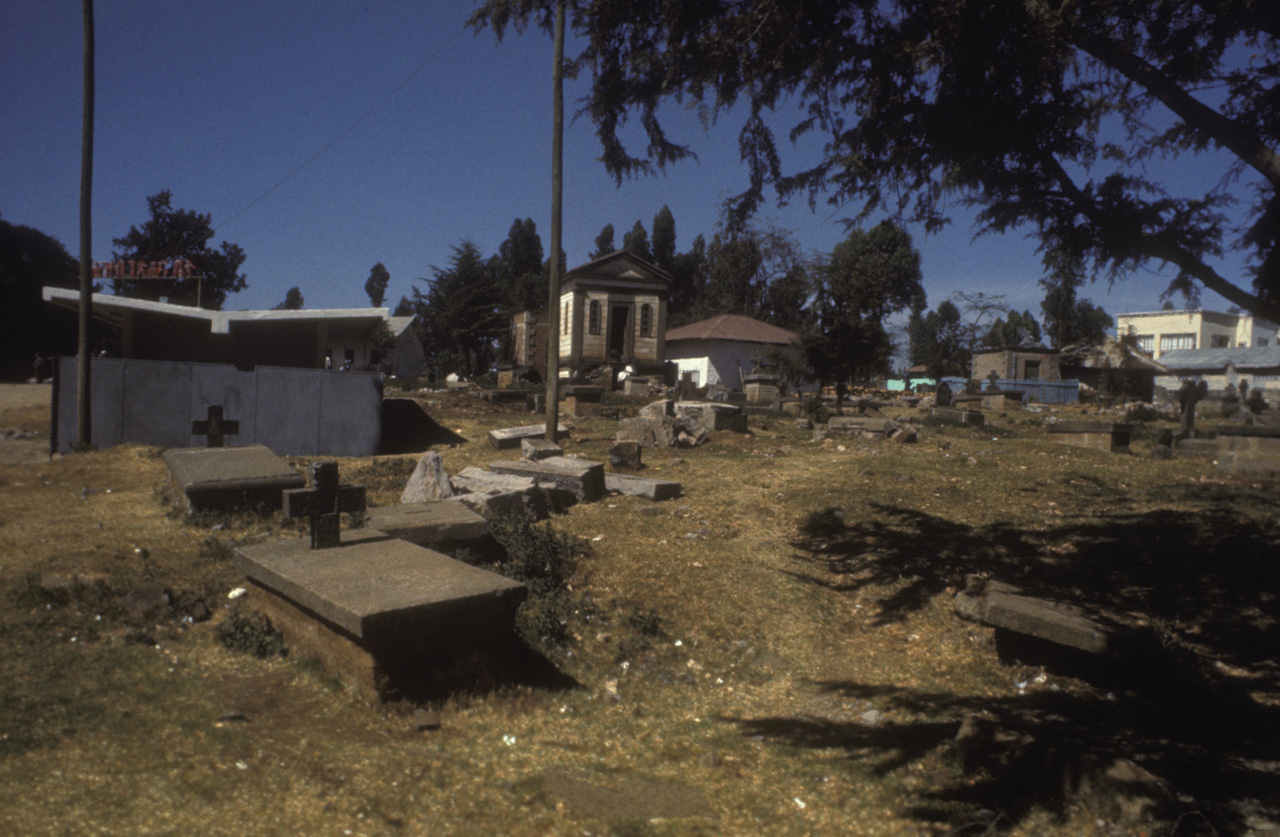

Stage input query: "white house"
[
  {"left": 663, "top": 314, "right": 797, "bottom": 389},
  {"left": 1116, "top": 309, "right": 1279, "bottom": 358}
]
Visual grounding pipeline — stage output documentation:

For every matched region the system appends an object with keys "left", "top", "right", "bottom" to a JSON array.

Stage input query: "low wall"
[{"left": 52, "top": 356, "right": 382, "bottom": 456}]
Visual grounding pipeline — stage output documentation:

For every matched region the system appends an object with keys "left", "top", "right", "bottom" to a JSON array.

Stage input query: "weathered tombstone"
[
  {"left": 489, "top": 456, "right": 607, "bottom": 503},
  {"left": 521, "top": 437, "right": 563, "bottom": 461},
  {"left": 827, "top": 415, "right": 895, "bottom": 435},
  {"left": 400, "top": 451, "right": 454, "bottom": 503},
  {"left": 284, "top": 462, "right": 368, "bottom": 550},
  {"left": 981, "top": 390, "right": 1024, "bottom": 411},
  {"left": 984, "top": 370, "right": 1002, "bottom": 393},
  {"left": 233, "top": 529, "right": 526, "bottom": 703},
  {"left": 935, "top": 381, "right": 953, "bottom": 408},
  {"left": 162, "top": 444, "right": 305, "bottom": 515},
  {"left": 1216, "top": 424, "right": 1280, "bottom": 475},
  {"left": 488, "top": 423, "right": 570, "bottom": 450},
  {"left": 365, "top": 498, "right": 492, "bottom": 553},
  {"left": 617, "top": 415, "right": 679, "bottom": 448},
  {"left": 955, "top": 577, "right": 1114, "bottom": 656},
  {"left": 609, "top": 440, "right": 642, "bottom": 470},
  {"left": 561, "top": 384, "right": 604, "bottom": 403},
  {"left": 1177, "top": 379, "right": 1208, "bottom": 438},
  {"left": 675, "top": 401, "right": 748, "bottom": 432},
  {"left": 1046, "top": 421, "right": 1134, "bottom": 453},
  {"left": 450, "top": 467, "right": 553, "bottom": 520},
  {"left": 191, "top": 404, "right": 240, "bottom": 448},
  {"left": 930, "top": 406, "right": 985, "bottom": 427},
  {"left": 605, "top": 473, "right": 681, "bottom": 501},
  {"left": 891, "top": 426, "right": 918, "bottom": 444}
]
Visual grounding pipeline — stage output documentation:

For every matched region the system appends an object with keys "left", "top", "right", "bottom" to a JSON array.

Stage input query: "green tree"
[
  {"left": 983, "top": 310, "right": 1044, "bottom": 349},
  {"left": 798, "top": 222, "right": 924, "bottom": 412},
  {"left": 909, "top": 299, "right": 970, "bottom": 378},
  {"left": 111, "top": 190, "right": 246, "bottom": 309},
  {"left": 274, "top": 286, "right": 304, "bottom": 310},
  {"left": 590, "top": 223, "right": 615, "bottom": 260},
  {"left": 365, "top": 262, "right": 390, "bottom": 307},
  {"left": 1040, "top": 251, "right": 1115, "bottom": 347},
  {"left": 622, "top": 220, "right": 651, "bottom": 262},
  {"left": 0, "top": 218, "right": 83, "bottom": 380},
  {"left": 666, "top": 233, "right": 707, "bottom": 325},
  {"left": 651, "top": 205, "right": 677, "bottom": 270},
  {"left": 486, "top": 1, "right": 1280, "bottom": 321},
  {"left": 493, "top": 217, "right": 545, "bottom": 313},
  {"left": 410, "top": 241, "right": 503, "bottom": 379}
]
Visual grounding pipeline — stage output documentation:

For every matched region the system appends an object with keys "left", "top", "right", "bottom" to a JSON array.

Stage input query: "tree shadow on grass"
[{"left": 769, "top": 491, "right": 1280, "bottom": 831}]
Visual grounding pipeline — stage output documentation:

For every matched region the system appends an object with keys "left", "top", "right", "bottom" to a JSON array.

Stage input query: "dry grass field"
[{"left": 1, "top": 383, "right": 1277, "bottom": 835}]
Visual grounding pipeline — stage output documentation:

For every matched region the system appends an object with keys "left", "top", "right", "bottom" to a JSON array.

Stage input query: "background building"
[
  {"left": 1116, "top": 309, "right": 1279, "bottom": 358},
  {"left": 664, "top": 314, "right": 797, "bottom": 390}
]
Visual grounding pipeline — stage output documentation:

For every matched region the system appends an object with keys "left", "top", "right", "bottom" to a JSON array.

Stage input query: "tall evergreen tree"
[
  {"left": 365, "top": 262, "right": 390, "bottom": 307},
  {"left": 494, "top": 217, "right": 545, "bottom": 313},
  {"left": 622, "top": 220, "right": 651, "bottom": 262},
  {"left": 274, "top": 286, "right": 304, "bottom": 310},
  {"left": 651, "top": 205, "right": 677, "bottom": 270},
  {"left": 590, "top": 223, "right": 616, "bottom": 259},
  {"left": 410, "top": 241, "right": 503, "bottom": 379}
]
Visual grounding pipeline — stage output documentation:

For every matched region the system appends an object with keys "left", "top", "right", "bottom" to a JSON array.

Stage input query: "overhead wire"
[{"left": 215, "top": 24, "right": 468, "bottom": 233}]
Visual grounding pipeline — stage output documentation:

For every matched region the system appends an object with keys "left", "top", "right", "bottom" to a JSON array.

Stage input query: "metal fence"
[{"left": 939, "top": 376, "right": 1080, "bottom": 405}]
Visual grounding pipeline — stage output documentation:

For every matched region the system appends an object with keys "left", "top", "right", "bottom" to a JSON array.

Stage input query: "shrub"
[
  {"left": 488, "top": 515, "right": 592, "bottom": 650},
  {"left": 215, "top": 608, "right": 286, "bottom": 658}
]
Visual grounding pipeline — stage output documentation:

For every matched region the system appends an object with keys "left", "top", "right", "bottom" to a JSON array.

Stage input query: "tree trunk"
[{"left": 77, "top": 0, "right": 95, "bottom": 450}]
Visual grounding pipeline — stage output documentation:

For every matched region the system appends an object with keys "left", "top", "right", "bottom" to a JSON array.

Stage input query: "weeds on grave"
[
  {"left": 1124, "top": 403, "right": 1166, "bottom": 423},
  {"left": 349, "top": 456, "right": 418, "bottom": 494},
  {"left": 802, "top": 398, "right": 830, "bottom": 424},
  {"left": 488, "top": 514, "right": 593, "bottom": 651},
  {"left": 216, "top": 607, "right": 286, "bottom": 659}
]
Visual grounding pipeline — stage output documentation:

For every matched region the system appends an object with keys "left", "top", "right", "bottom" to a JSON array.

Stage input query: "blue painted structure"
[{"left": 940, "top": 376, "right": 1079, "bottom": 405}]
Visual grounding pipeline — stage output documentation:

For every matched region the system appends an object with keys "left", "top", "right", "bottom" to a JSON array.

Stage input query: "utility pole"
[
  {"left": 544, "top": 0, "right": 565, "bottom": 442},
  {"left": 77, "top": 0, "right": 95, "bottom": 450}
]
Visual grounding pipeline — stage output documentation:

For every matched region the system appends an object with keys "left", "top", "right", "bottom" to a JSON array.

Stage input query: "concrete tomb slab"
[
  {"left": 162, "top": 444, "right": 305, "bottom": 515},
  {"left": 1216, "top": 424, "right": 1280, "bottom": 475},
  {"left": 451, "top": 466, "right": 552, "bottom": 520},
  {"left": 489, "top": 456, "right": 606, "bottom": 503},
  {"left": 827, "top": 415, "right": 896, "bottom": 435},
  {"left": 365, "top": 498, "right": 491, "bottom": 552},
  {"left": 1047, "top": 421, "right": 1133, "bottom": 453},
  {"left": 604, "top": 473, "right": 681, "bottom": 501},
  {"left": 234, "top": 529, "right": 526, "bottom": 703},
  {"left": 981, "top": 391, "right": 1024, "bottom": 411},
  {"left": 488, "top": 423, "right": 570, "bottom": 450},
  {"left": 675, "top": 401, "right": 749, "bottom": 432},
  {"left": 930, "top": 407, "right": 986, "bottom": 427}
]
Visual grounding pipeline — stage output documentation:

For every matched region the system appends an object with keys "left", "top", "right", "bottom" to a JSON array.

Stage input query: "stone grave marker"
[
  {"left": 191, "top": 404, "right": 240, "bottom": 447},
  {"left": 234, "top": 529, "right": 526, "bottom": 703},
  {"left": 489, "top": 456, "right": 606, "bottom": 503},
  {"left": 488, "top": 423, "right": 570, "bottom": 450},
  {"left": 450, "top": 467, "right": 554, "bottom": 520},
  {"left": 935, "top": 381, "right": 953, "bottom": 408},
  {"left": 400, "top": 451, "right": 454, "bottom": 503},
  {"left": 1047, "top": 421, "right": 1133, "bottom": 453},
  {"left": 608, "top": 440, "right": 642, "bottom": 470},
  {"left": 521, "top": 437, "right": 563, "bottom": 461},
  {"left": 930, "top": 406, "right": 985, "bottom": 427},
  {"left": 1216, "top": 424, "right": 1280, "bottom": 475},
  {"left": 827, "top": 415, "right": 895, "bottom": 435},
  {"left": 604, "top": 473, "right": 681, "bottom": 501},
  {"left": 162, "top": 444, "right": 305, "bottom": 515},
  {"left": 955, "top": 577, "right": 1114, "bottom": 655},
  {"left": 365, "top": 498, "right": 492, "bottom": 553},
  {"left": 284, "top": 462, "right": 368, "bottom": 549}
]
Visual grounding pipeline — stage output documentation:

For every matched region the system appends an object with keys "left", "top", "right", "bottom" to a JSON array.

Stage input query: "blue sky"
[{"left": 0, "top": 1, "right": 1257, "bottom": 329}]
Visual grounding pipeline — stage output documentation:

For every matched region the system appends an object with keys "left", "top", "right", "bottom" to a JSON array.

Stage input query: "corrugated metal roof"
[
  {"left": 664, "top": 314, "right": 797, "bottom": 345},
  {"left": 1157, "top": 346, "right": 1280, "bottom": 370}
]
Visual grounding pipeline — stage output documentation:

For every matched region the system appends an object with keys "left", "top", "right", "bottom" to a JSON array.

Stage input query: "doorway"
[{"left": 608, "top": 305, "right": 631, "bottom": 359}]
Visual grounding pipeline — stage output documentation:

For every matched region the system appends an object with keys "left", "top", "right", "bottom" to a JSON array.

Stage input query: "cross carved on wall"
[{"left": 191, "top": 405, "right": 240, "bottom": 448}]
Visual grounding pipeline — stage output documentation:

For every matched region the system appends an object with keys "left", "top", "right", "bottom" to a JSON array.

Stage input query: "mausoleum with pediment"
[{"left": 555, "top": 252, "right": 671, "bottom": 378}]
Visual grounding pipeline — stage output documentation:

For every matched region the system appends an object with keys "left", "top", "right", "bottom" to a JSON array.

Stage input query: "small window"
[
  {"left": 640, "top": 304, "right": 652, "bottom": 337},
  {"left": 1023, "top": 361, "right": 1041, "bottom": 381},
  {"left": 1257, "top": 338, "right": 1269, "bottom": 347},
  {"left": 589, "top": 300, "right": 601, "bottom": 334},
  {"left": 563, "top": 302, "right": 569, "bottom": 335},
  {"left": 1211, "top": 334, "right": 1230, "bottom": 348},
  {"left": 1135, "top": 335, "right": 1154, "bottom": 353},
  {"left": 1160, "top": 334, "right": 1196, "bottom": 351}
]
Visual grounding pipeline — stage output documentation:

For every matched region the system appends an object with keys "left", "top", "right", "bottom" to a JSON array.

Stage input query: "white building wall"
[{"left": 665, "top": 339, "right": 770, "bottom": 389}]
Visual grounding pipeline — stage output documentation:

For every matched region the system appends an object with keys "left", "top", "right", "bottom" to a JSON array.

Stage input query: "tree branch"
[{"left": 1071, "top": 29, "right": 1280, "bottom": 190}]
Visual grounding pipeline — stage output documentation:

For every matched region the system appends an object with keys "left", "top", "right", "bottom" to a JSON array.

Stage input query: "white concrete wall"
[{"left": 666, "top": 340, "right": 770, "bottom": 389}]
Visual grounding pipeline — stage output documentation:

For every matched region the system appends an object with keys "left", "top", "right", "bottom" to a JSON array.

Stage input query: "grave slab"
[
  {"left": 604, "top": 474, "right": 682, "bottom": 501},
  {"left": 1216, "top": 424, "right": 1280, "bottom": 475},
  {"left": 955, "top": 579, "right": 1113, "bottom": 655},
  {"left": 521, "top": 437, "right": 563, "bottom": 461},
  {"left": 981, "top": 392, "right": 1024, "bottom": 411},
  {"left": 489, "top": 456, "right": 606, "bottom": 503},
  {"left": 365, "top": 499, "right": 491, "bottom": 551},
  {"left": 235, "top": 529, "right": 526, "bottom": 703},
  {"left": 827, "top": 415, "right": 895, "bottom": 435},
  {"left": 450, "top": 466, "right": 551, "bottom": 520},
  {"left": 488, "top": 423, "right": 570, "bottom": 450},
  {"left": 930, "top": 406, "right": 986, "bottom": 427},
  {"left": 675, "top": 401, "right": 749, "bottom": 432},
  {"left": 162, "top": 444, "right": 305, "bottom": 515},
  {"left": 1047, "top": 421, "right": 1133, "bottom": 453}
]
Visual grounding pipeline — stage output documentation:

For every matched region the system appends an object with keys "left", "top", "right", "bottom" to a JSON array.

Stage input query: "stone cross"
[
  {"left": 191, "top": 405, "right": 240, "bottom": 448},
  {"left": 1177, "top": 379, "right": 1208, "bottom": 438},
  {"left": 984, "top": 369, "right": 1002, "bottom": 393},
  {"left": 284, "top": 462, "right": 367, "bottom": 549}
]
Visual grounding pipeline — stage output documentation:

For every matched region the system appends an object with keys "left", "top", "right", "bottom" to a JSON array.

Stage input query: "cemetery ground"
[{"left": 1, "top": 384, "right": 1278, "bottom": 835}]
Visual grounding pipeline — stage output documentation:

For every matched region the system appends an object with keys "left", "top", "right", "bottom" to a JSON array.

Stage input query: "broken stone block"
[
  {"left": 604, "top": 473, "right": 681, "bottom": 501},
  {"left": 450, "top": 466, "right": 551, "bottom": 520},
  {"left": 618, "top": 415, "right": 679, "bottom": 448},
  {"left": 521, "top": 437, "right": 563, "bottom": 461},
  {"left": 828, "top": 415, "right": 895, "bottom": 435},
  {"left": 677, "top": 418, "right": 709, "bottom": 448},
  {"left": 609, "top": 440, "right": 642, "bottom": 470},
  {"left": 930, "top": 406, "right": 985, "bottom": 427},
  {"left": 639, "top": 399, "right": 675, "bottom": 418},
  {"left": 487, "top": 423, "right": 570, "bottom": 450},
  {"left": 400, "top": 451, "right": 454, "bottom": 503},
  {"left": 676, "top": 401, "right": 748, "bottom": 432},
  {"left": 891, "top": 426, "right": 918, "bottom": 444},
  {"left": 489, "top": 456, "right": 607, "bottom": 503}
]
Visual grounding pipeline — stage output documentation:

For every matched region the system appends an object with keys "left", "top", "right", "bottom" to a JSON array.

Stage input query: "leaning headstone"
[
  {"left": 234, "top": 529, "right": 526, "bottom": 703},
  {"left": 1046, "top": 421, "right": 1133, "bottom": 453},
  {"left": 162, "top": 444, "right": 305, "bottom": 516},
  {"left": 609, "top": 440, "right": 643, "bottom": 470},
  {"left": 955, "top": 576, "right": 1114, "bottom": 655},
  {"left": 283, "top": 462, "right": 368, "bottom": 550},
  {"left": 489, "top": 456, "right": 607, "bottom": 503},
  {"left": 604, "top": 473, "right": 681, "bottom": 501},
  {"left": 521, "top": 437, "right": 563, "bottom": 461},
  {"left": 366, "top": 498, "right": 491, "bottom": 552},
  {"left": 488, "top": 423, "right": 570, "bottom": 450},
  {"left": 400, "top": 451, "right": 454, "bottom": 503}
]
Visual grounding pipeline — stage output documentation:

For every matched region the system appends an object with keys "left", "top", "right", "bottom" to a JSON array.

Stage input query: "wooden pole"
[
  {"left": 544, "top": 0, "right": 565, "bottom": 442},
  {"left": 77, "top": 0, "right": 95, "bottom": 450}
]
